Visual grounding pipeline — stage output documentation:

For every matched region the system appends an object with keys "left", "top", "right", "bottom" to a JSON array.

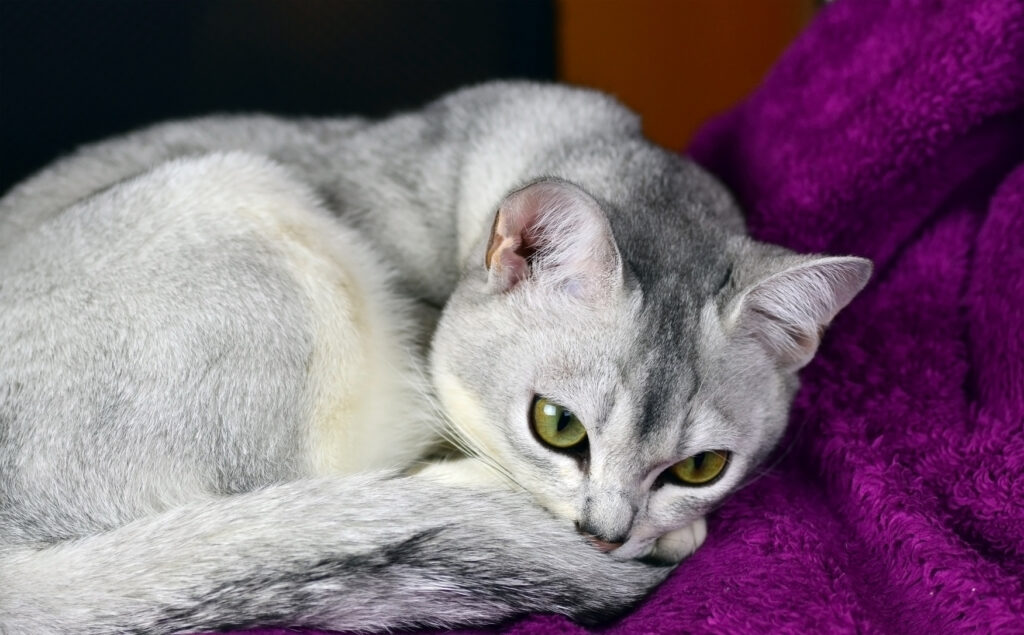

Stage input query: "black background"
[{"left": 0, "top": 0, "right": 555, "bottom": 194}]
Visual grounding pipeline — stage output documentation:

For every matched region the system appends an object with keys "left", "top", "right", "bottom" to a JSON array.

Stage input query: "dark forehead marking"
[
  {"left": 594, "top": 147, "right": 736, "bottom": 305},
  {"left": 600, "top": 177, "right": 733, "bottom": 444},
  {"left": 633, "top": 300, "right": 703, "bottom": 442},
  {"left": 636, "top": 357, "right": 700, "bottom": 443}
]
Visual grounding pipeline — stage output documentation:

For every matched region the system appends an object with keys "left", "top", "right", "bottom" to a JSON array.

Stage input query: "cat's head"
[{"left": 430, "top": 177, "right": 870, "bottom": 560}]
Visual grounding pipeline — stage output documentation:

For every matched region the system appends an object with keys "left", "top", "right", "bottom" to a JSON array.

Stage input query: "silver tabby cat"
[{"left": 0, "top": 82, "right": 870, "bottom": 633}]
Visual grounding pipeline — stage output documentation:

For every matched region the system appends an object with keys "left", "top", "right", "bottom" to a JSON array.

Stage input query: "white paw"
[{"left": 649, "top": 517, "right": 708, "bottom": 563}]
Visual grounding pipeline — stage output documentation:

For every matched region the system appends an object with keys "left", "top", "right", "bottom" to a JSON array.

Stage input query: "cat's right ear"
[{"left": 484, "top": 179, "right": 623, "bottom": 298}]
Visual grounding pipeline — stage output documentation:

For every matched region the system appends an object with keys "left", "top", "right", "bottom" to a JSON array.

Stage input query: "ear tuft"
[
  {"left": 484, "top": 179, "right": 622, "bottom": 297},
  {"left": 732, "top": 256, "right": 872, "bottom": 370}
]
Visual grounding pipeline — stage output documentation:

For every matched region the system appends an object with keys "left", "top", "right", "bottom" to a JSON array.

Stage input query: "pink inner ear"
[
  {"left": 484, "top": 179, "right": 623, "bottom": 295},
  {"left": 485, "top": 210, "right": 538, "bottom": 270},
  {"left": 485, "top": 191, "right": 546, "bottom": 291},
  {"left": 485, "top": 211, "right": 531, "bottom": 288}
]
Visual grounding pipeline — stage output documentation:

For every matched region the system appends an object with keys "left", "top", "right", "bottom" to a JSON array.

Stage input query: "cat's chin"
[{"left": 608, "top": 517, "right": 708, "bottom": 565}]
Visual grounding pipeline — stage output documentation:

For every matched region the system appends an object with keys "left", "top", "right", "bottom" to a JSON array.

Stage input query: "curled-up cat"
[{"left": 0, "top": 82, "right": 871, "bottom": 633}]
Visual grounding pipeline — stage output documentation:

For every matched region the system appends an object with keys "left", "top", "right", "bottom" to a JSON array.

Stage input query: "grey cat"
[{"left": 0, "top": 82, "right": 870, "bottom": 633}]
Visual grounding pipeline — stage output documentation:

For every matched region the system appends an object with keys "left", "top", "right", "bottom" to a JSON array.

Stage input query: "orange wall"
[{"left": 558, "top": 0, "right": 815, "bottom": 149}]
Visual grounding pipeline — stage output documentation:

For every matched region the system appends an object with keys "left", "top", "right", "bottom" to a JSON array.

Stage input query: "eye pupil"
[{"left": 557, "top": 411, "right": 573, "bottom": 432}]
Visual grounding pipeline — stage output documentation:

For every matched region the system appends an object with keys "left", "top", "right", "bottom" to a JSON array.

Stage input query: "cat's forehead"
[
  {"left": 610, "top": 249, "right": 734, "bottom": 431},
  {"left": 616, "top": 213, "right": 733, "bottom": 377},
  {"left": 620, "top": 300, "right": 705, "bottom": 431},
  {"left": 534, "top": 284, "right": 706, "bottom": 423}
]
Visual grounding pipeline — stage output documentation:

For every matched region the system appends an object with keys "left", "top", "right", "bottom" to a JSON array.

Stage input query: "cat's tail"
[{"left": 0, "top": 473, "right": 671, "bottom": 634}]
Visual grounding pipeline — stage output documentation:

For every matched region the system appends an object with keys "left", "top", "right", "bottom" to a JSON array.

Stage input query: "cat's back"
[
  {"left": 0, "top": 151, "right": 431, "bottom": 543},
  {"left": 0, "top": 114, "right": 367, "bottom": 249}
]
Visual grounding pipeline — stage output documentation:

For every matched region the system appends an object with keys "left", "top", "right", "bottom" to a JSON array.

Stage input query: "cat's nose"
[{"left": 577, "top": 490, "right": 635, "bottom": 550}]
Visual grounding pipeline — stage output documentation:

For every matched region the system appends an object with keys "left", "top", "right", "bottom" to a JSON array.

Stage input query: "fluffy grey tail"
[{"left": 0, "top": 474, "right": 670, "bottom": 634}]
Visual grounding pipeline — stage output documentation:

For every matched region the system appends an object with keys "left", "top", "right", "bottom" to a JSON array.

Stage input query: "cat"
[{"left": 0, "top": 82, "right": 871, "bottom": 633}]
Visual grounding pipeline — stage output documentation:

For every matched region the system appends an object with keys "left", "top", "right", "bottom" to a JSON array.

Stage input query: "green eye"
[
  {"left": 669, "top": 450, "right": 730, "bottom": 486},
  {"left": 531, "top": 397, "right": 587, "bottom": 450}
]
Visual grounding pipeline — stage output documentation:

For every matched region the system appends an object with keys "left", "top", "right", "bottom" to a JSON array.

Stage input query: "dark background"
[
  {"left": 0, "top": 1, "right": 815, "bottom": 197},
  {"left": 0, "top": 0, "right": 555, "bottom": 194}
]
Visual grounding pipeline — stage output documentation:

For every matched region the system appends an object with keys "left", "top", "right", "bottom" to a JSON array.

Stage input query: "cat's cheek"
[{"left": 646, "top": 517, "right": 708, "bottom": 564}]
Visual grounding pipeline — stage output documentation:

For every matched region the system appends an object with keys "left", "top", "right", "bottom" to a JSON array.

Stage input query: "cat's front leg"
[{"left": 645, "top": 517, "right": 708, "bottom": 564}]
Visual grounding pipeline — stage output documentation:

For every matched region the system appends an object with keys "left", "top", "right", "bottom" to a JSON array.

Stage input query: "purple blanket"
[{"left": 238, "top": 0, "right": 1024, "bottom": 633}]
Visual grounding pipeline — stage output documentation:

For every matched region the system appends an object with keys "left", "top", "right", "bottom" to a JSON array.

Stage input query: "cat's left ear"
[
  {"left": 484, "top": 179, "right": 623, "bottom": 298},
  {"left": 728, "top": 256, "right": 872, "bottom": 371}
]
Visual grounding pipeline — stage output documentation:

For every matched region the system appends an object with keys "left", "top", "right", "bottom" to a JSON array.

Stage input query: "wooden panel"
[{"left": 558, "top": 0, "right": 815, "bottom": 149}]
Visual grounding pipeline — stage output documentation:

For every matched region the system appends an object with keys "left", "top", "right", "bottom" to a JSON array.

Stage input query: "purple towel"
[{"left": 234, "top": 0, "right": 1024, "bottom": 632}]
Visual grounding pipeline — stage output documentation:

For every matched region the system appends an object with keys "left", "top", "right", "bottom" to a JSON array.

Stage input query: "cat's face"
[{"left": 431, "top": 179, "right": 870, "bottom": 560}]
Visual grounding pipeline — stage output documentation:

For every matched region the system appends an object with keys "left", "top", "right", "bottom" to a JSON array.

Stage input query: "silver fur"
[{"left": 0, "top": 82, "right": 871, "bottom": 633}]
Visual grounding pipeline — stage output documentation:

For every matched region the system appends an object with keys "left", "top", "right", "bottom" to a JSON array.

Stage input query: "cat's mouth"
[
  {"left": 580, "top": 521, "right": 709, "bottom": 562},
  {"left": 583, "top": 535, "right": 624, "bottom": 553},
  {"left": 575, "top": 522, "right": 628, "bottom": 554},
  {"left": 577, "top": 525, "right": 654, "bottom": 558},
  {"left": 582, "top": 532, "right": 658, "bottom": 561}
]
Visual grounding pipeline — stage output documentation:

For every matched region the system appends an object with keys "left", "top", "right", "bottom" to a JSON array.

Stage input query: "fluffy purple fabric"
[{"left": 233, "top": 0, "right": 1024, "bottom": 632}]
